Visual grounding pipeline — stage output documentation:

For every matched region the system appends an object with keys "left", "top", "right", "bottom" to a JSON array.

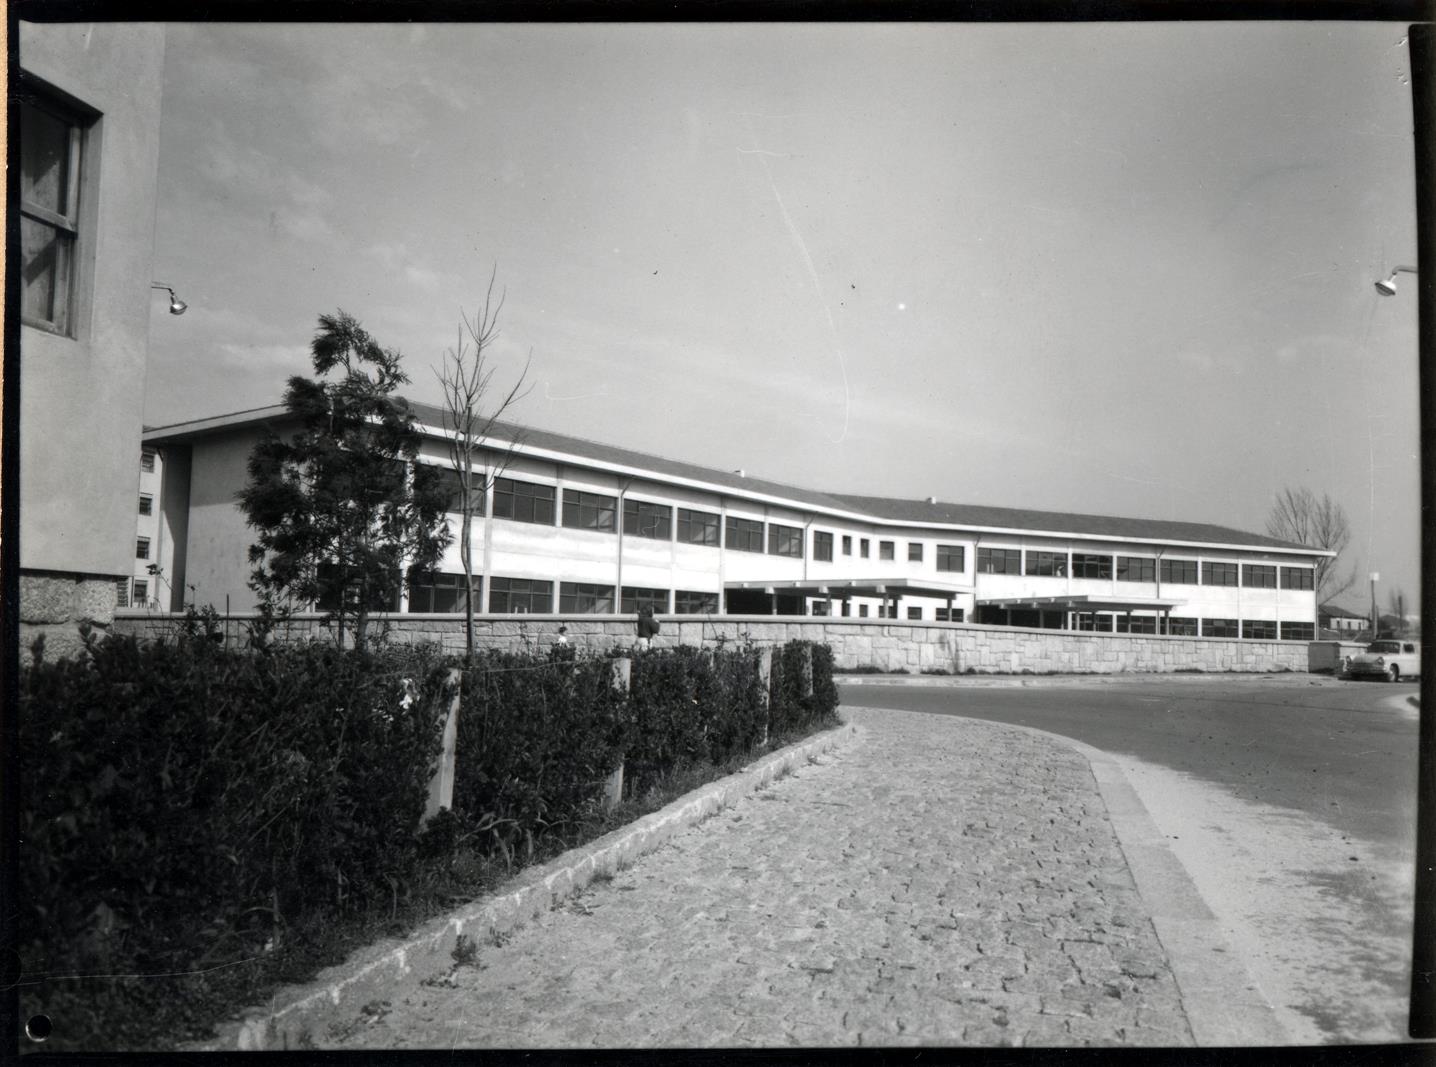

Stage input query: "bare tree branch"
[{"left": 1265, "top": 486, "right": 1356, "bottom": 606}]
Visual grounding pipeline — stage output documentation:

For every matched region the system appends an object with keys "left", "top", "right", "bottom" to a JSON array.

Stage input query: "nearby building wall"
[
  {"left": 18, "top": 23, "right": 166, "bottom": 659},
  {"left": 111, "top": 613, "right": 1311, "bottom": 674}
]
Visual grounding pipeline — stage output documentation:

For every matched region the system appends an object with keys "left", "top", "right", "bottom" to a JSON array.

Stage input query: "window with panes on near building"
[
  {"left": 20, "top": 90, "right": 89, "bottom": 336},
  {"left": 814, "top": 530, "right": 834, "bottom": 562}
]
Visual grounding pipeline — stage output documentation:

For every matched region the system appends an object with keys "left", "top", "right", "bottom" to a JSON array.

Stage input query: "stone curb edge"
[
  {"left": 839, "top": 672, "right": 1344, "bottom": 689},
  {"left": 199, "top": 721, "right": 861, "bottom": 1052}
]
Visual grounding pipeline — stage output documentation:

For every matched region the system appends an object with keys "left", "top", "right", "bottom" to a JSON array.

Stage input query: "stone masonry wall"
[
  {"left": 110, "top": 612, "right": 1311, "bottom": 674},
  {"left": 20, "top": 571, "right": 122, "bottom": 663}
]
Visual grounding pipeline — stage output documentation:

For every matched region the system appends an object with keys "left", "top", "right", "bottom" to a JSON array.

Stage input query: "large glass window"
[
  {"left": 1242, "top": 564, "right": 1277, "bottom": 589},
  {"left": 769, "top": 523, "right": 803, "bottom": 558},
  {"left": 1280, "top": 621, "right": 1316, "bottom": 641},
  {"left": 935, "top": 607, "right": 966, "bottom": 622},
  {"left": 560, "top": 582, "right": 615, "bottom": 614},
  {"left": 1026, "top": 551, "right": 1067, "bottom": 577},
  {"left": 316, "top": 563, "right": 403, "bottom": 613},
  {"left": 1164, "top": 617, "right": 1198, "bottom": 636},
  {"left": 726, "top": 516, "right": 764, "bottom": 553},
  {"left": 879, "top": 540, "right": 895, "bottom": 561},
  {"left": 20, "top": 93, "right": 86, "bottom": 336},
  {"left": 1280, "top": 567, "right": 1314, "bottom": 590},
  {"left": 1117, "top": 557, "right": 1156, "bottom": 583},
  {"left": 562, "top": 489, "right": 617, "bottom": 533},
  {"left": 623, "top": 498, "right": 672, "bottom": 540},
  {"left": 488, "top": 577, "right": 552, "bottom": 613},
  {"left": 621, "top": 586, "right": 668, "bottom": 613},
  {"left": 493, "top": 477, "right": 555, "bottom": 525},
  {"left": 908, "top": 543, "right": 923, "bottom": 563},
  {"left": 936, "top": 545, "right": 965, "bottom": 573},
  {"left": 674, "top": 590, "right": 719, "bottom": 614},
  {"left": 407, "top": 570, "right": 480, "bottom": 613},
  {"left": 1116, "top": 615, "right": 1158, "bottom": 634},
  {"left": 978, "top": 547, "right": 1022, "bottom": 574},
  {"left": 1160, "top": 559, "right": 1198, "bottom": 585},
  {"left": 1202, "top": 562, "right": 1239, "bottom": 587},
  {"left": 1203, "top": 617, "right": 1238, "bottom": 637},
  {"left": 1071, "top": 553, "right": 1113, "bottom": 580},
  {"left": 677, "top": 507, "right": 720, "bottom": 547},
  {"left": 1242, "top": 619, "right": 1278, "bottom": 639},
  {"left": 814, "top": 530, "right": 834, "bottom": 562}
]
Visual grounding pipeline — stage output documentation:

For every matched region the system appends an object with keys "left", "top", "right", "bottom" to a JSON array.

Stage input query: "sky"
[{"left": 144, "top": 21, "right": 1422, "bottom": 614}]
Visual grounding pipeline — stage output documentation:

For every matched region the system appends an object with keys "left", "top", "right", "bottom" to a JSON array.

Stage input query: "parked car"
[{"left": 1344, "top": 639, "right": 1421, "bottom": 681}]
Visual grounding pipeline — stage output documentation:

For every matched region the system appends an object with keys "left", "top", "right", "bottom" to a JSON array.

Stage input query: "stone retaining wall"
[{"left": 111, "top": 612, "right": 1310, "bottom": 674}]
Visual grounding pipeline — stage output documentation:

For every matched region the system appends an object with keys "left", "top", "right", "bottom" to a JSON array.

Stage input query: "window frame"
[
  {"left": 488, "top": 576, "right": 553, "bottom": 614},
  {"left": 1117, "top": 556, "right": 1156, "bottom": 583},
  {"left": 19, "top": 88, "right": 89, "bottom": 337},
  {"left": 1242, "top": 564, "right": 1277, "bottom": 589},
  {"left": 138, "top": 494, "right": 153, "bottom": 516},
  {"left": 406, "top": 569, "right": 481, "bottom": 614},
  {"left": 135, "top": 536, "right": 150, "bottom": 561},
  {"left": 977, "top": 547, "right": 1021, "bottom": 575},
  {"left": 492, "top": 476, "right": 556, "bottom": 525},
  {"left": 1071, "top": 553, "right": 1113, "bottom": 580},
  {"left": 1280, "top": 621, "right": 1316, "bottom": 641},
  {"left": 936, "top": 545, "right": 965, "bottom": 573},
  {"left": 1280, "top": 567, "right": 1314, "bottom": 591},
  {"left": 131, "top": 579, "right": 148, "bottom": 604},
  {"left": 676, "top": 507, "right": 720, "bottom": 547},
  {"left": 908, "top": 542, "right": 923, "bottom": 563},
  {"left": 768, "top": 522, "right": 803, "bottom": 558},
  {"left": 1160, "top": 558, "right": 1199, "bottom": 585},
  {"left": 559, "top": 581, "right": 615, "bottom": 614},
  {"left": 1164, "top": 616, "right": 1198, "bottom": 636},
  {"left": 623, "top": 498, "right": 672, "bottom": 540},
  {"left": 1202, "top": 561, "right": 1239, "bottom": 587},
  {"left": 621, "top": 586, "right": 669, "bottom": 614},
  {"left": 141, "top": 449, "right": 157, "bottom": 473},
  {"left": 561, "top": 488, "right": 618, "bottom": 533},
  {"left": 1203, "top": 617, "right": 1239, "bottom": 637},
  {"left": 1242, "top": 619, "right": 1278, "bottom": 640},
  {"left": 725, "top": 515, "right": 765, "bottom": 554},
  {"left": 878, "top": 540, "right": 895, "bottom": 561},
  {"left": 814, "top": 530, "right": 834, "bottom": 562},
  {"left": 1025, "top": 550, "right": 1068, "bottom": 578},
  {"left": 674, "top": 589, "right": 719, "bottom": 614},
  {"left": 842, "top": 535, "right": 853, "bottom": 556}
]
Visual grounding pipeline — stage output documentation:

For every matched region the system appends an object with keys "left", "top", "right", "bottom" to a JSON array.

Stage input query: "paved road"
[
  {"left": 841, "top": 676, "right": 1421, "bottom": 1043},
  {"left": 325, "top": 709, "right": 1194, "bottom": 1049}
]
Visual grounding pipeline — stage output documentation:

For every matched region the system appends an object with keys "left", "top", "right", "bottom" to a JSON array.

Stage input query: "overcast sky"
[{"left": 145, "top": 21, "right": 1421, "bottom": 612}]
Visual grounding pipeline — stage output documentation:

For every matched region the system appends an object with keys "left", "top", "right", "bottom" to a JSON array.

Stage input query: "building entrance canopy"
[
  {"left": 724, "top": 577, "right": 967, "bottom": 600},
  {"left": 977, "top": 593, "right": 1186, "bottom": 614}
]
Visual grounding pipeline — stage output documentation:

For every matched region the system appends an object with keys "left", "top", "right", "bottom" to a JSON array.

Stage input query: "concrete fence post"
[
  {"left": 605, "top": 657, "right": 631, "bottom": 809},
  {"left": 758, "top": 646, "right": 773, "bottom": 746},
  {"left": 423, "top": 668, "right": 464, "bottom": 825},
  {"left": 800, "top": 644, "right": 814, "bottom": 698}
]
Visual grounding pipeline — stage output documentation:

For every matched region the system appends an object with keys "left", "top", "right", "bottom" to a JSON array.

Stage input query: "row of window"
[
  {"left": 975, "top": 548, "right": 1313, "bottom": 589},
  {"left": 410, "top": 573, "right": 721, "bottom": 616}
]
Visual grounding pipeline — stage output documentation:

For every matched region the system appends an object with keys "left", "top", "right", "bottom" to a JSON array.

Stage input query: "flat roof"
[{"left": 978, "top": 594, "right": 1188, "bottom": 612}]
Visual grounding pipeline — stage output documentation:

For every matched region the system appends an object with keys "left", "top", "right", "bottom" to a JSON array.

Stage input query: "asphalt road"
[{"left": 839, "top": 675, "right": 1422, "bottom": 1044}]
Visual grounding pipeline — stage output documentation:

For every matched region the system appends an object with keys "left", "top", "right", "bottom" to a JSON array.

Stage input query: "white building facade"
[{"left": 139, "top": 400, "right": 1327, "bottom": 643}]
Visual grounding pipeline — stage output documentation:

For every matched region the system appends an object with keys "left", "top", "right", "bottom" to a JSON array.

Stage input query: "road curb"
[
  {"left": 195, "top": 721, "right": 860, "bottom": 1052},
  {"left": 838, "top": 672, "right": 1343, "bottom": 690}
]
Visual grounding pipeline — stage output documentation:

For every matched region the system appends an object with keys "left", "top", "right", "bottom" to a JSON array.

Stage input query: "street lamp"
[
  {"left": 1369, "top": 571, "right": 1380, "bottom": 636},
  {"left": 1374, "top": 265, "right": 1417, "bottom": 297},
  {"left": 150, "top": 283, "right": 187, "bottom": 315}
]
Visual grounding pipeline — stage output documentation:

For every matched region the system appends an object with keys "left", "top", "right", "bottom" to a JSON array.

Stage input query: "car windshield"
[{"left": 1368, "top": 641, "right": 1402, "bottom": 653}]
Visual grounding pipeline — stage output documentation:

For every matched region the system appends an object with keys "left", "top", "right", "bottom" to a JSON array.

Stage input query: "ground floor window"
[
  {"left": 560, "top": 582, "right": 615, "bottom": 614},
  {"left": 1116, "top": 615, "right": 1158, "bottom": 634},
  {"left": 489, "top": 577, "right": 553, "bottom": 614},
  {"left": 674, "top": 590, "right": 719, "bottom": 614},
  {"left": 621, "top": 586, "right": 668, "bottom": 614},
  {"left": 811, "top": 600, "right": 831, "bottom": 616},
  {"left": 1164, "top": 617, "right": 1198, "bottom": 636},
  {"left": 316, "top": 563, "right": 402, "bottom": 612},
  {"left": 935, "top": 607, "right": 965, "bottom": 622},
  {"left": 116, "top": 578, "right": 131, "bottom": 607},
  {"left": 407, "top": 570, "right": 481, "bottom": 613},
  {"left": 1280, "top": 621, "right": 1316, "bottom": 641},
  {"left": 1203, "top": 617, "right": 1238, "bottom": 638},
  {"left": 906, "top": 606, "right": 922, "bottom": 620},
  {"left": 1242, "top": 619, "right": 1278, "bottom": 640},
  {"left": 1074, "top": 613, "right": 1114, "bottom": 632}
]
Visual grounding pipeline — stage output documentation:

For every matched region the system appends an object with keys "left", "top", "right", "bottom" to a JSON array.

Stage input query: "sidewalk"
[{"left": 302, "top": 706, "right": 1279, "bottom": 1050}]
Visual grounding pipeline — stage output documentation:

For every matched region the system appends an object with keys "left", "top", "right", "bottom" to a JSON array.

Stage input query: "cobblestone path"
[{"left": 328, "top": 707, "right": 1194, "bottom": 1049}]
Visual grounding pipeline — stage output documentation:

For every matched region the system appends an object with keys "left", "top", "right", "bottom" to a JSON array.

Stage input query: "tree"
[
  {"left": 240, "top": 311, "right": 452, "bottom": 652},
  {"left": 435, "top": 268, "right": 532, "bottom": 662},
  {"left": 1264, "top": 487, "right": 1355, "bottom": 606}
]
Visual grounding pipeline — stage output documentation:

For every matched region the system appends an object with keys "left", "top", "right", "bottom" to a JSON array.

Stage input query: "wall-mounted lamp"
[
  {"left": 1375, "top": 265, "right": 1417, "bottom": 297},
  {"left": 151, "top": 283, "right": 188, "bottom": 315}
]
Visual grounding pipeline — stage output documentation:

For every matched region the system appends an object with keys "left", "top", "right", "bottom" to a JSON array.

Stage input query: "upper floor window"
[
  {"left": 814, "top": 530, "right": 834, "bottom": 562},
  {"left": 842, "top": 535, "right": 853, "bottom": 556},
  {"left": 624, "top": 498, "right": 672, "bottom": 540},
  {"left": 20, "top": 91, "right": 88, "bottom": 336},
  {"left": 908, "top": 543, "right": 923, "bottom": 563},
  {"left": 768, "top": 523, "right": 803, "bottom": 558},
  {"left": 860, "top": 539, "right": 870, "bottom": 559},
  {"left": 936, "top": 545, "right": 965, "bottom": 573},
  {"left": 562, "top": 489, "right": 617, "bottom": 533},
  {"left": 1026, "top": 551, "right": 1067, "bottom": 578},
  {"left": 1280, "top": 567, "right": 1314, "bottom": 591},
  {"left": 141, "top": 449, "right": 157, "bottom": 473},
  {"left": 1202, "top": 561, "right": 1239, "bottom": 587},
  {"left": 1071, "top": 553, "right": 1112, "bottom": 580},
  {"left": 1117, "top": 556, "right": 1155, "bottom": 583},
  {"left": 136, "top": 537, "right": 150, "bottom": 561},
  {"left": 878, "top": 540, "right": 895, "bottom": 561},
  {"left": 1160, "top": 558, "right": 1198, "bottom": 585},
  {"left": 138, "top": 494, "right": 153, "bottom": 516},
  {"left": 725, "top": 516, "right": 765, "bottom": 554},
  {"left": 978, "top": 547, "right": 1021, "bottom": 575},
  {"left": 677, "top": 507, "right": 720, "bottom": 547},
  {"left": 493, "top": 477, "right": 555, "bottom": 525},
  {"left": 1242, "top": 564, "right": 1277, "bottom": 589}
]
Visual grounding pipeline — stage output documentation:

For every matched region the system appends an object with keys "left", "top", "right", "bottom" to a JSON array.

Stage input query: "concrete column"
[
  {"left": 604, "top": 657, "right": 631, "bottom": 809},
  {"left": 758, "top": 646, "right": 773, "bottom": 745}
]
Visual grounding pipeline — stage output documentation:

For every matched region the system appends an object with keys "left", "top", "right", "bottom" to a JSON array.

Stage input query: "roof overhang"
[
  {"left": 723, "top": 577, "right": 968, "bottom": 599},
  {"left": 978, "top": 594, "right": 1186, "bottom": 612}
]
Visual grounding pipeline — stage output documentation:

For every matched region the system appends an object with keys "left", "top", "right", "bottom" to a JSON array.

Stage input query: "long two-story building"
[{"left": 137, "top": 400, "right": 1327, "bottom": 641}]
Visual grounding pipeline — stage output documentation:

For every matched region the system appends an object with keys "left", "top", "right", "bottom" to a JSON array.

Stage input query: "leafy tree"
[
  {"left": 240, "top": 312, "right": 452, "bottom": 651},
  {"left": 1265, "top": 487, "right": 1356, "bottom": 606},
  {"left": 435, "top": 268, "right": 531, "bottom": 662}
]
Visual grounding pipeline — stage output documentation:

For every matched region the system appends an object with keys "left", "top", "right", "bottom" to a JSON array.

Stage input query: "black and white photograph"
[{"left": 10, "top": 10, "right": 1430, "bottom": 1054}]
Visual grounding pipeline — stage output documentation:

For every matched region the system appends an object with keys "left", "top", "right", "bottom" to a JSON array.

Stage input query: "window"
[
  {"left": 814, "top": 531, "right": 834, "bottom": 562},
  {"left": 316, "top": 563, "right": 403, "bottom": 612},
  {"left": 1281, "top": 567, "right": 1314, "bottom": 590},
  {"left": 1203, "top": 617, "right": 1238, "bottom": 638},
  {"left": 1071, "top": 553, "right": 1112, "bottom": 580},
  {"left": 1117, "top": 557, "right": 1156, "bottom": 583},
  {"left": 937, "top": 545, "right": 965, "bottom": 573},
  {"left": 623, "top": 498, "right": 671, "bottom": 540},
  {"left": 426, "top": 466, "right": 471, "bottom": 514},
  {"left": 621, "top": 586, "right": 668, "bottom": 614},
  {"left": 132, "top": 579, "right": 147, "bottom": 604},
  {"left": 842, "top": 535, "right": 853, "bottom": 556},
  {"left": 675, "top": 590, "right": 719, "bottom": 614},
  {"left": 493, "top": 477, "right": 555, "bottom": 525},
  {"left": 858, "top": 604, "right": 869, "bottom": 618},
  {"left": 860, "top": 539, "right": 870, "bottom": 559},
  {"left": 20, "top": 92, "right": 87, "bottom": 336},
  {"left": 1160, "top": 559, "right": 1198, "bottom": 585},
  {"left": 141, "top": 449, "right": 157, "bottom": 473},
  {"left": 1076, "top": 613, "right": 1113, "bottom": 632},
  {"left": 936, "top": 607, "right": 965, "bottom": 622},
  {"left": 906, "top": 606, "right": 923, "bottom": 620},
  {"left": 115, "top": 578, "right": 129, "bottom": 608},
  {"left": 560, "top": 582, "right": 614, "bottom": 614},
  {"left": 407, "top": 570, "right": 480, "bottom": 613},
  {"left": 769, "top": 523, "right": 803, "bottom": 558},
  {"left": 136, "top": 537, "right": 150, "bottom": 561},
  {"left": 1242, "top": 619, "right": 1278, "bottom": 640},
  {"left": 677, "top": 508, "right": 720, "bottom": 547},
  {"left": 977, "top": 547, "right": 1021, "bottom": 575},
  {"left": 908, "top": 543, "right": 923, "bottom": 563},
  {"left": 1202, "top": 562, "right": 1238, "bottom": 587},
  {"left": 879, "top": 541, "right": 895, "bottom": 561},
  {"left": 726, "top": 516, "right": 765, "bottom": 553},
  {"left": 562, "top": 489, "right": 617, "bottom": 533},
  {"left": 1026, "top": 551, "right": 1068, "bottom": 577},
  {"left": 1242, "top": 565, "right": 1277, "bottom": 589},
  {"left": 1116, "top": 615, "right": 1158, "bottom": 634},
  {"left": 1281, "top": 622, "right": 1316, "bottom": 641},
  {"left": 1164, "top": 617, "right": 1198, "bottom": 636},
  {"left": 138, "top": 494, "right": 153, "bottom": 516},
  {"left": 488, "top": 577, "right": 552, "bottom": 614}
]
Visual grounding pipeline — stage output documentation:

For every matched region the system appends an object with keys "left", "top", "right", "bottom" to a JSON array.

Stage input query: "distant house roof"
[
  {"left": 1320, "top": 603, "right": 1367, "bottom": 619},
  {"left": 145, "top": 398, "right": 1324, "bottom": 557}
]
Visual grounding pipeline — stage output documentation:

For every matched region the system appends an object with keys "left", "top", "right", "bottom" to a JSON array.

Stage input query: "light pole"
[{"left": 1369, "top": 571, "right": 1379, "bottom": 637}]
